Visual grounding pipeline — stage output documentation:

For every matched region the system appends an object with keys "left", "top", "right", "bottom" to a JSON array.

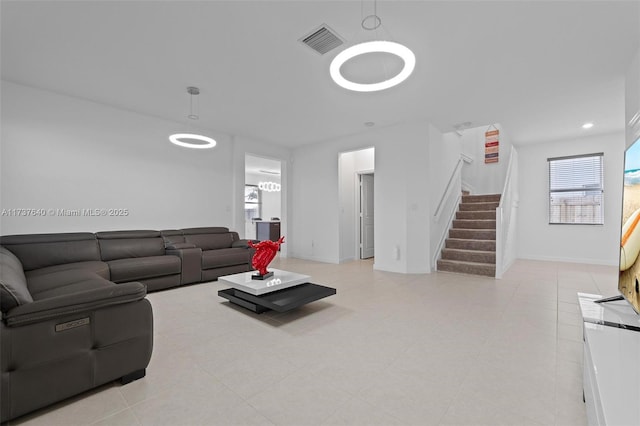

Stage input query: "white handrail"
[
  {"left": 434, "top": 158, "right": 463, "bottom": 218},
  {"left": 432, "top": 192, "right": 462, "bottom": 270},
  {"left": 461, "top": 153, "right": 474, "bottom": 164},
  {"left": 432, "top": 157, "right": 465, "bottom": 270}
]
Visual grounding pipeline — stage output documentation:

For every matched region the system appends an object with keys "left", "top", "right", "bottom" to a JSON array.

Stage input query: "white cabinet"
[{"left": 579, "top": 293, "right": 640, "bottom": 426}]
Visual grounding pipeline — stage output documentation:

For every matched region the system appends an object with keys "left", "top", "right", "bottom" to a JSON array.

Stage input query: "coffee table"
[{"left": 217, "top": 268, "right": 336, "bottom": 314}]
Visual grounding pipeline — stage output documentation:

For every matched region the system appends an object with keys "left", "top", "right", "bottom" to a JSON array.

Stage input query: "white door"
[{"left": 360, "top": 173, "right": 375, "bottom": 259}]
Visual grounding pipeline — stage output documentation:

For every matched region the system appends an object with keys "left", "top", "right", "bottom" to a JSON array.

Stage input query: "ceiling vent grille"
[{"left": 300, "top": 24, "right": 344, "bottom": 55}]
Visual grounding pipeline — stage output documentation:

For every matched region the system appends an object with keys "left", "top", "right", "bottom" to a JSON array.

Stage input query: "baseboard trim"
[
  {"left": 517, "top": 255, "right": 617, "bottom": 266},
  {"left": 289, "top": 254, "right": 338, "bottom": 264}
]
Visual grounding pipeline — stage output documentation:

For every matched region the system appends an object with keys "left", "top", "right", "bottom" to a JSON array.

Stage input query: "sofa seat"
[
  {"left": 25, "top": 261, "right": 110, "bottom": 280},
  {"left": 108, "top": 256, "right": 181, "bottom": 283},
  {"left": 201, "top": 248, "right": 251, "bottom": 269}
]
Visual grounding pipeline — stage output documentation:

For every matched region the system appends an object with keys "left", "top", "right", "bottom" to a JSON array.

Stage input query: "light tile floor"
[{"left": 10, "top": 258, "right": 619, "bottom": 426}]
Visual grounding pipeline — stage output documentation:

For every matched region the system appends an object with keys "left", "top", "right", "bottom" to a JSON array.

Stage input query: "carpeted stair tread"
[
  {"left": 452, "top": 219, "right": 496, "bottom": 229},
  {"left": 442, "top": 248, "right": 496, "bottom": 263},
  {"left": 456, "top": 210, "right": 496, "bottom": 220},
  {"left": 462, "top": 194, "right": 501, "bottom": 203},
  {"left": 449, "top": 228, "right": 496, "bottom": 240},
  {"left": 459, "top": 202, "right": 500, "bottom": 211},
  {"left": 445, "top": 238, "right": 496, "bottom": 251},
  {"left": 437, "top": 259, "right": 496, "bottom": 277}
]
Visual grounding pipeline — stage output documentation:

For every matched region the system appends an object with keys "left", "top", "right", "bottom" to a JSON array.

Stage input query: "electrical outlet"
[{"left": 393, "top": 245, "right": 400, "bottom": 260}]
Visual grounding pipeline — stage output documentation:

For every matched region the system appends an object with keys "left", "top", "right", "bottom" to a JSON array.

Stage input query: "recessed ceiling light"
[
  {"left": 330, "top": 41, "right": 416, "bottom": 92},
  {"left": 582, "top": 122, "right": 594, "bottom": 129},
  {"left": 364, "top": 121, "right": 375, "bottom": 127}
]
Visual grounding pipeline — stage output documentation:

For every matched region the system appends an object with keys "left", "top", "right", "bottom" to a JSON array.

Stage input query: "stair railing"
[
  {"left": 432, "top": 157, "right": 463, "bottom": 270},
  {"left": 495, "top": 147, "right": 519, "bottom": 278},
  {"left": 434, "top": 158, "right": 463, "bottom": 219},
  {"left": 460, "top": 153, "right": 474, "bottom": 193}
]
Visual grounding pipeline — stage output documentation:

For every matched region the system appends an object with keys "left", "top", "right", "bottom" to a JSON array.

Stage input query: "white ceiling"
[
  {"left": 2, "top": 1, "right": 639, "bottom": 148},
  {"left": 245, "top": 154, "right": 281, "bottom": 176}
]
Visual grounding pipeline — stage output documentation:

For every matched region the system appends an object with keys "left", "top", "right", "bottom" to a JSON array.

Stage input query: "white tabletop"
[
  {"left": 578, "top": 292, "right": 640, "bottom": 330},
  {"left": 218, "top": 268, "right": 311, "bottom": 295}
]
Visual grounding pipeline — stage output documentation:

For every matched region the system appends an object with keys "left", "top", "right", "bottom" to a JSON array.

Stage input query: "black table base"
[{"left": 218, "top": 283, "right": 336, "bottom": 314}]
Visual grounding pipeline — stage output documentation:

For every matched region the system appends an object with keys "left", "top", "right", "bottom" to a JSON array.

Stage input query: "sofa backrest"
[
  {"left": 0, "top": 233, "right": 101, "bottom": 271},
  {"left": 0, "top": 247, "right": 33, "bottom": 312},
  {"left": 160, "top": 230, "right": 186, "bottom": 246},
  {"left": 182, "top": 227, "right": 237, "bottom": 250},
  {"left": 96, "top": 230, "right": 165, "bottom": 261}
]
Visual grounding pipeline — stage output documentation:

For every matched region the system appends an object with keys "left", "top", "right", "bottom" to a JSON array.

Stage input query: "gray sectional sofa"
[{"left": 0, "top": 227, "right": 254, "bottom": 423}]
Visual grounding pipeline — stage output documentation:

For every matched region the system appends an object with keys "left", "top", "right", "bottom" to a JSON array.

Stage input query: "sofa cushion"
[
  {"left": 0, "top": 247, "right": 33, "bottom": 312},
  {"left": 97, "top": 231, "right": 165, "bottom": 261},
  {"left": 0, "top": 233, "right": 100, "bottom": 271},
  {"left": 185, "top": 233, "right": 235, "bottom": 251},
  {"left": 201, "top": 248, "right": 251, "bottom": 269},
  {"left": 108, "top": 255, "right": 181, "bottom": 283},
  {"left": 26, "top": 269, "right": 105, "bottom": 298},
  {"left": 25, "top": 261, "right": 110, "bottom": 280}
]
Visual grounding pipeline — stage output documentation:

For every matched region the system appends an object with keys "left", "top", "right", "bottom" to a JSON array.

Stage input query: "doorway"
[
  {"left": 337, "top": 147, "right": 375, "bottom": 262},
  {"left": 244, "top": 154, "right": 282, "bottom": 241},
  {"left": 359, "top": 173, "right": 374, "bottom": 259}
]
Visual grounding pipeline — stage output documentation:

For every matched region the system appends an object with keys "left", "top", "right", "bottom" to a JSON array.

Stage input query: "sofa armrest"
[
  {"left": 165, "top": 242, "right": 196, "bottom": 250},
  {"left": 232, "top": 239, "right": 256, "bottom": 248},
  {"left": 165, "top": 247, "right": 202, "bottom": 285},
  {"left": 4, "top": 282, "right": 147, "bottom": 327}
]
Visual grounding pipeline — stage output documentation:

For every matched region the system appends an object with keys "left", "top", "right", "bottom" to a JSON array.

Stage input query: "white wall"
[
  {"left": 516, "top": 132, "right": 624, "bottom": 265},
  {"left": 291, "top": 121, "right": 431, "bottom": 273},
  {"left": 627, "top": 47, "right": 640, "bottom": 148},
  {"left": 460, "top": 123, "right": 512, "bottom": 194},
  {"left": 338, "top": 147, "right": 374, "bottom": 262},
  {"left": 0, "top": 81, "right": 287, "bottom": 236}
]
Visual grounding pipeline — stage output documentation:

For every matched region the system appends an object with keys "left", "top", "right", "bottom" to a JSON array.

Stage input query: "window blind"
[{"left": 548, "top": 153, "right": 604, "bottom": 224}]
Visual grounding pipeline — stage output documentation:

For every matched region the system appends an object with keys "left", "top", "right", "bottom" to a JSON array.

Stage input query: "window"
[
  {"left": 548, "top": 153, "right": 604, "bottom": 224},
  {"left": 244, "top": 185, "right": 261, "bottom": 221}
]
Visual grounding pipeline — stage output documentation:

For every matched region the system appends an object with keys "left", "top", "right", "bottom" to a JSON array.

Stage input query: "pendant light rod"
[
  {"left": 361, "top": 0, "right": 381, "bottom": 30},
  {"left": 187, "top": 86, "right": 199, "bottom": 120}
]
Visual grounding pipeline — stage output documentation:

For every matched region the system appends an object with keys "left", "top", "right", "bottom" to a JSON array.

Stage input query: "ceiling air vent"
[{"left": 300, "top": 24, "right": 344, "bottom": 55}]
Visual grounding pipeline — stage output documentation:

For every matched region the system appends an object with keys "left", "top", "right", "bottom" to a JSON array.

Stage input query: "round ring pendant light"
[
  {"left": 258, "top": 181, "right": 281, "bottom": 192},
  {"left": 169, "top": 87, "right": 217, "bottom": 149},
  {"left": 169, "top": 133, "right": 217, "bottom": 149},
  {"left": 330, "top": 41, "right": 415, "bottom": 92}
]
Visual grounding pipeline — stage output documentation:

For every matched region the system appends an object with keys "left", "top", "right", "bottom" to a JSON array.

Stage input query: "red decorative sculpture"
[{"left": 248, "top": 236, "right": 285, "bottom": 279}]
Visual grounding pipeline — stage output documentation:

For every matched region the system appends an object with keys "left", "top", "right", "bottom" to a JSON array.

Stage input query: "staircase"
[{"left": 437, "top": 194, "right": 500, "bottom": 277}]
